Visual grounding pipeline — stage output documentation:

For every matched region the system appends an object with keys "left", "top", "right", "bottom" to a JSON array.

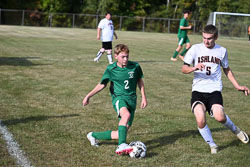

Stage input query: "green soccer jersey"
[
  {"left": 100, "top": 61, "right": 143, "bottom": 99},
  {"left": 178, "top": 17, "right": 188, "bottom": 38}
]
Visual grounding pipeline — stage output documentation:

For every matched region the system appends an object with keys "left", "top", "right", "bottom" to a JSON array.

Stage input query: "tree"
[{"left": 0, "top": 0, "right": 40, "bottom": 10}]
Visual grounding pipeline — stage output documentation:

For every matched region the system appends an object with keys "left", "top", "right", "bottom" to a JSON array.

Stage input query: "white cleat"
[
  {"left": 115, "top": 143, "right": 133, "bottom": 155},
  {"left": 87, "top": 132, "right": 99, "bottom": 147},
  {"left": 235, "top": 127, "right": 249, "bottom": 144},
  {"left": 109, "top": 61, "right": 113, "bottom": 64},
  {"left": 94, "top": 57, "right": 99, "bottom": 63},
  {"left": 210, "top": 145, "right": 218, "bottom": 154}
]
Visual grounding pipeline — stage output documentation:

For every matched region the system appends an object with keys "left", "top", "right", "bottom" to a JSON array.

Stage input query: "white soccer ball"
[{"left": 129, "top": 141, "right": 147, "bottom": 158}]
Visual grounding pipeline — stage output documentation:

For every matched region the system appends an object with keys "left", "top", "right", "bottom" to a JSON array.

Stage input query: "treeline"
[{"left": 1, "top": 0, "right": 250, "bottom": 21}]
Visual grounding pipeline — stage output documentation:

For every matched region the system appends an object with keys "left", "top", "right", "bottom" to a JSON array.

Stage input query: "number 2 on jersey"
[{"left": 124, "top": 80, "right": 129, "bottom": 89}]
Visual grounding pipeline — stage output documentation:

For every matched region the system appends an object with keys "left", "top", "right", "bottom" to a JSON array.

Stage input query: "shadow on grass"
[
  {"left": 143, "top": 127, "right": 231, "bottom": 157},
  {"left": 0, "top": 57, "right": 47, "bottom": 66},
  {"left": 2, "top": 114, "right": 80, "bottom": 126}
]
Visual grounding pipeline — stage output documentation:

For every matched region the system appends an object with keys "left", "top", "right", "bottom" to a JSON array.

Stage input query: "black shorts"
[
  {"left": 191, "top": 91, "right": 223, "bottom": 116},
  {"left": 102, "top": 42, "right": 112, "bottom": 50}
]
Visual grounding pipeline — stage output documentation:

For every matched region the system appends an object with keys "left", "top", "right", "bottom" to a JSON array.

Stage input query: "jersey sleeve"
[
  {"left": 184, "top": 45, "right": 196, "bottom": 65},
  {"left": 136, "top": 64, "right": 144, "bottom": 79},
  {"left": 98, "top": 19, "right": 104, "bottom": 29},
  {"left": 100, "top": 68, "right": 110, "bottom": 84},
  {"left": 221, "top": 50, "right": 229, "bottom": 68}
]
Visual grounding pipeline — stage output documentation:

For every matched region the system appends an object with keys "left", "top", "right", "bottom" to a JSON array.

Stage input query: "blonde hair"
[{"left": 114, "top": 44, "right": 129, "bottom": 55}]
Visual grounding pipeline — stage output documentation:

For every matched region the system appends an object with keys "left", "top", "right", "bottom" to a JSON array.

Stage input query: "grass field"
[{"left": 0, "top": 25, "right": 250, "bottom": 167}]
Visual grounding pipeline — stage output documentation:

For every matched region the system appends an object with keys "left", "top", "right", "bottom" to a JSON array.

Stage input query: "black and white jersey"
[{"left": 184, "top": 43, "right": 229, "bottom": 93}]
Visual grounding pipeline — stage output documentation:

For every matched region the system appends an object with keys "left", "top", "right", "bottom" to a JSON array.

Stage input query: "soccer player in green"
[
  {"left": 171, "top": 10, "right": 192, "bottom": 61},
  {"left": 83, "top": 44, "right": 148, "bottom": 155}
]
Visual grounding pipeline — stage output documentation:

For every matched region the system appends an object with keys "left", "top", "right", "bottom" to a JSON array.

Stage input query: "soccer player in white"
[
  {"left": 182, "top": 24, "right": 249, "bottom": 154},
  {"left": 94, "top": 12, "right": 118, "bottom": 64}
]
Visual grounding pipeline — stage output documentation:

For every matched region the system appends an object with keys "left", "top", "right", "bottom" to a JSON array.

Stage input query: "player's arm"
[
  {"left": 97, "top": 28, "right": 101, "bottom": 40},
  {"left": 137, "top": 78, "right": 148, "bottom": 109},
  {"left": 83, "top": 83, "right": 107, "bottom": 106},
  {"left": 180, "top": 25, "right": 192, "bottom": 30},
  {"left": 223, "top": 67, "right": 249, "bottom": 96},
  {"left": 182, "top": 63, "right": 205, "bottom": 74}
]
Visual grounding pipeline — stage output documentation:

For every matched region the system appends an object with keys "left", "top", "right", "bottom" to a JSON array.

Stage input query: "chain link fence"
[{"left": 0, "top": 9, "right": 204, "bottom": 34}]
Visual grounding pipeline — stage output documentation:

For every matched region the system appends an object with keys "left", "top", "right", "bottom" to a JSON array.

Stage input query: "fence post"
[
  {"left": 48, "top": 14, "right": 53, "bottom": 27},
  {"left": 163, "top": 19, "right": 165, "bottom": 31},
  {"left": 22, "top": 10, "right": 24, "bottom": 26},
  {"left": 193, "top": 20, "right": 196, "bottom": 34},
  {"left": 119, "top": 16, "right": 122, "bottom": 31},
  {"left": 48, "top": 14, "right": 50, "bottom": 27},
  {"left": 168, "top": 19, "right": 170, "bottom": 33},
  {"left": 96, "top": 15, "right": 99, "bottom": 28},
  {"left": 218, "top": 22, "right": 220, "bottom": 36},
  {"left": 246, "top": 24, "right": 248, "bottom": 38},
  {"left": 142, "top": 17, "right": 145, "bottom": 32},
  {"left": 72, "top": 14, "right": 75, "bottom": 28},
  {"left": 0, "top": 9, "right": 1, "bottom": 25}
]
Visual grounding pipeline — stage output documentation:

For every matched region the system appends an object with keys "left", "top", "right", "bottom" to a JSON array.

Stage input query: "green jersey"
[
  {"left": 178, "top": 17, "right": 189, "bottom": 38},
  {"left": 101, "top": 61, "right": 143, "bottom": 100}
]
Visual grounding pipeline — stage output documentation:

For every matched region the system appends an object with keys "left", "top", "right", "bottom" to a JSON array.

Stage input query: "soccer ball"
[{"left": 129, "top": 141, "right": 147, "bottom": 158}]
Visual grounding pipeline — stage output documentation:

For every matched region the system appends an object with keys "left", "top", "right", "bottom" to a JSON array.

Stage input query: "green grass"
[{"left": 0, "top": 25, "right": 250, "bottom": 167}]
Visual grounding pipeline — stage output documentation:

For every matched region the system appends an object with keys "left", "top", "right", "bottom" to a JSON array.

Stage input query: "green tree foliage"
[
  {"left": 39, "top": 0, "right": 85, "bottom": 13},
  {"left": 0, "top": 0, "right": 40, "bottom": 10},
  {"left": 195, "top": 0, "right": 218, "bottom": 21},
  {"left": 1, "top": 0, "right": 249, "bottom": 25}
]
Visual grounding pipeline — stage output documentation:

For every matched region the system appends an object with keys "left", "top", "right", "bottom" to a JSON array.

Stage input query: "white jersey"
[
  {"left": 184, "top": 43, "right": 229, "bottom": 93},
  {"left": 98, "top": 18, "right": 114, "bottom": 42}
]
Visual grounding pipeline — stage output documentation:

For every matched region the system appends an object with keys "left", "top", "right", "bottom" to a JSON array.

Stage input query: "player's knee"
[
  {"left": 124, "top": 112, "right": 131, "bottom": 120},
  {"left": 122, "top": 112, "right": 130, "bottom": 121},
  {"left": 120, "top": 108, "right": 131, "bottom": 120},
  {"left": 214, "top": 114, "right": 226, "bottom": 123},
  {"left": 212, "top": 105, "right": 226, "bottom": 123},
  {"left": 100, "top": 48, "right": 105, "bottom": 52},
  {"left": 107, "top": 50, "right": 112, "bottom": 54}
]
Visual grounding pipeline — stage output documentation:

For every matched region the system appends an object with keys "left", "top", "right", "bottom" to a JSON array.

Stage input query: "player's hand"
[
  {"left": 97, "top": 36, "right": 100, "bottom": 40},
  {"left": 195, "top": 63, "right": 205, "bottom": 71},
  {"left": 140, "top": 98, "right": 148, "bottom": 109},
  {"left": 83, "top": 96, "right": 90, "bottom": 107},
  {"left": 238, "top": 86, "right": 250, "bottom": 96}
]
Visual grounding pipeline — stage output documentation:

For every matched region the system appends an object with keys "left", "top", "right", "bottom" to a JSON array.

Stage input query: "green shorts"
[
  {"left": 112, "top": 97, "right": 137, "bottom": 126},
  {"left": 178, "top": 36, "right": 190, "bottom": 46}
]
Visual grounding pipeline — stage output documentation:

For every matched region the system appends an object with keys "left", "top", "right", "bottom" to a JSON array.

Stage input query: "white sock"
[
  {"left": 96, "top": 51, "right": 103, "bottom": 60},
  {"left": 198, "top": 124, "right": 217, "bottom": 147},
  {"left": 223, "top": 114, "right": 237, "bottom": 133},
  {"left": 107, "top": 54, "right": 112, "bottom": 63}
]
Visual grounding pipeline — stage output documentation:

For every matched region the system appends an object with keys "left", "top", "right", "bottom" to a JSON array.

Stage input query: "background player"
[
  {"left": 182, "top": 24, "right": 249, "bottom": 154},
  {"left": 171, "top": 10, "right": 192, "bottom": 61},
  {"left": 83, "top": 44, "right": 148, "bottom": 155},
  {"left": 94, "top": 12, "right": 118, "bottom": 64}
]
